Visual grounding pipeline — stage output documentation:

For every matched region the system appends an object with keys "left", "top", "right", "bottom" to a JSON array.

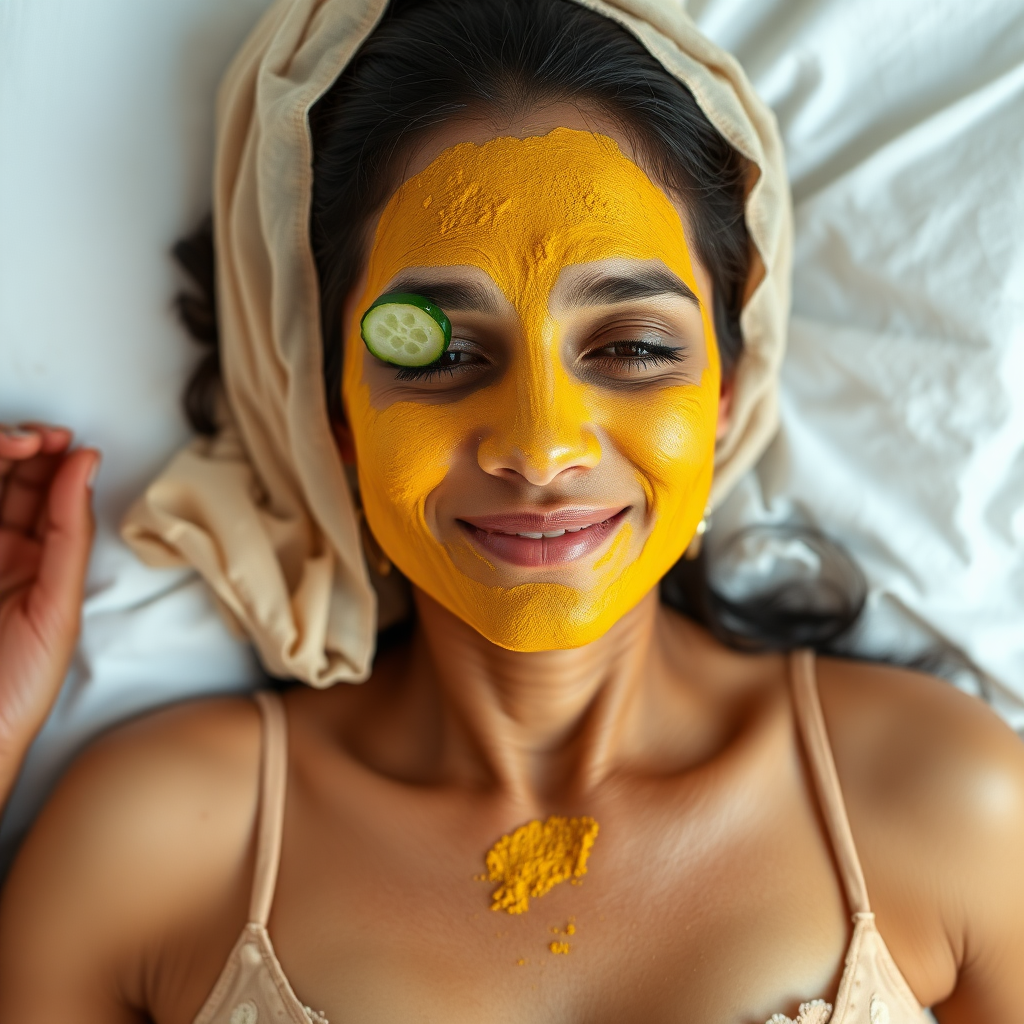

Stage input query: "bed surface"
[{"left": 1, "top": 0, "right": 1021, "bottom": 856}]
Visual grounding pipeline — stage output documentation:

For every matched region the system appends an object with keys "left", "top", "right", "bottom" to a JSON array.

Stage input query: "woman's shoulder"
[
  {"left": 814, "top": 655, "right": 1024, "bottom": 1002},
  {"left": 12, "top": 693, "right": 265, "bottom": 891},
  {"left": 814, "top": 654, "right": 1024, "bottom": 830},
  {"left": 0, "top": 694, "right": 264, "bottom": 1014},
  {"left": 35, "top": 693, "right": 265, "bottom": 849}
]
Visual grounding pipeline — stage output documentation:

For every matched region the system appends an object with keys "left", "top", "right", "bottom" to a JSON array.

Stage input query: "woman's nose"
[{"left": 476, "top": 362, "right": 601, "bottom": 486}]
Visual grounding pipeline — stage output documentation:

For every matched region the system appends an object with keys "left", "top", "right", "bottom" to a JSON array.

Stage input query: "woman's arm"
[{"left": 0, "top": 423, "right": 98, "bottom": 805}]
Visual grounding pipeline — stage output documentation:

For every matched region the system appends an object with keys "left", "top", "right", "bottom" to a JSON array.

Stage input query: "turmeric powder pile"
[{"left": 483, "top": 815, "right": 599, "bottom": 915}]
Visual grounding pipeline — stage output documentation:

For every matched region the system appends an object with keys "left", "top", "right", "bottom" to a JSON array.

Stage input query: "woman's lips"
[{"left": 457, "top": 507, "right": 629, "bottom": 567}]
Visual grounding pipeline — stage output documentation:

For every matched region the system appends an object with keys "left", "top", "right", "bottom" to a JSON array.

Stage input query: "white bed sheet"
[
  {"left": 0, "top": 0, "right": 269, "bottom": 860},
  {"left": 693, "top": 0, "right": 1024, "bottom": 728},
  {"left": 1, "top": 0, "right": 1021, "bottom": 858}
]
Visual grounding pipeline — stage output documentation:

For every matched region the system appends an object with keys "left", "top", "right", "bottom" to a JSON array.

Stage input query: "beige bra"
[{"left": 192, "top": 650, "right": 932, "bottom": 1024}]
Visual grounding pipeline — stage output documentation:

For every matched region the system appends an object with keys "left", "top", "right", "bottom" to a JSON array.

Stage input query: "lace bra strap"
[
  {"left": 249, "top": 690, "right": 289, "bottom": 926},
  {"left": 789, "top": 649, "right": 872, "bottom": 916}
]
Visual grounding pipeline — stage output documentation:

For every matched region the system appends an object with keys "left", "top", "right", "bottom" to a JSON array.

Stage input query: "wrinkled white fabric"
[{"left": 694, "top": 0, "right": 1024, "bottom": 727}]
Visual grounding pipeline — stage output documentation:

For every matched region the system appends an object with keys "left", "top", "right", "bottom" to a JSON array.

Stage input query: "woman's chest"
[{"left": 262, "top": 780, "right": 853, "bottom": 1024}]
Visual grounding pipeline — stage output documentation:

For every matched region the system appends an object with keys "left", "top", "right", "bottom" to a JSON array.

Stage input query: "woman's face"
[{"left": 341, "top": 117, "right": 723, "bottom": 651}]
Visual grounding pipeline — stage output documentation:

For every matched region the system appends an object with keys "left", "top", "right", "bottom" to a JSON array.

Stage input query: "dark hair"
[
  {"left": 309, "top": 0, "right": 750, "bottom": 423},
  {"left": 173, "top": 216, "right": 219, "bottom": 435},
  {"left": 174, "top": 0, "right": 864, "bottom": 652},
  {"left": 181, "top": 0, "right": 749, "bottom": 431},
  {"left": 662, "top": 525, "right": 866, "bottom": 652}
]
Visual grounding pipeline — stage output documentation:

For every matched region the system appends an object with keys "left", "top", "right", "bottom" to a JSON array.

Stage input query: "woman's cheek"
[
  {"left": 597, "top": 382, "right": 718, "bottom": 512},
  {"left": 357, "top": 402, "right": 457, "bottom": 538}
]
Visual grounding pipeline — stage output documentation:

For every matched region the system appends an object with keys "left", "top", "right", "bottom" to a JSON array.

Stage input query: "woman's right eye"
[{"left": 393, "top": 345, "right": 485, "bottom": 381}]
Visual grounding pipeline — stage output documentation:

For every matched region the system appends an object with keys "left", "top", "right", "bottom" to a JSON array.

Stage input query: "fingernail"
[
  {"left": 5, "top": 427, "right": 35, "bottom": 439},
  {"left": 86, "top": 456, "right": 101, "bottom": 489}
]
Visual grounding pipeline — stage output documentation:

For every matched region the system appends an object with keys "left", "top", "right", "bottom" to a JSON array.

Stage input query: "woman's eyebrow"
[
  {"left": 563, "top": 269, "right": 700, "bottom": 308},
  {"left": 385, "top": 278, "right": 500, "bottom": 313}
]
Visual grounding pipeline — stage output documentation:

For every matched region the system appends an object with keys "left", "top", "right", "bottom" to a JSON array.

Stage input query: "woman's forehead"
[
  {"left": 365, "top": 128, "right": 701, "bottom": 304},
  {"left": 396, "top": 100, "right": 641, "bottom": 184}
]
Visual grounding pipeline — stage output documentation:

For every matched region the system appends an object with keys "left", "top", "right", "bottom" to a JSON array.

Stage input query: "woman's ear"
[
  {"left": 716, "top": 373, "right": 736, "bottom": 442},
  {"left": 331, "top": 419, "right": 357, "bottom": 464}
]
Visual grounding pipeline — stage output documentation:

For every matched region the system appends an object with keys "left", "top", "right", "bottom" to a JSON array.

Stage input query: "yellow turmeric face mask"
[{"left": 342, "top": 128, "right": 720, "bottom": 650}]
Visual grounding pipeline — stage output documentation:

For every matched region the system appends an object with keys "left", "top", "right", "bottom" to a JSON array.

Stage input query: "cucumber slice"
[{"left": 360, "top": 292, "right": 452, "bottom": 366}]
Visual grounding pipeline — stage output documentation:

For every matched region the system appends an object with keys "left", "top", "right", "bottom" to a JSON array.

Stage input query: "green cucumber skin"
[{"left": 360, "top": 292, "right": 452, "bottom": 367}]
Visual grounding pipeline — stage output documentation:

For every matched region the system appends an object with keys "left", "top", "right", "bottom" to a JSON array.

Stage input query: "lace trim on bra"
[
  {"left": 767, "top": 998, "right": 833, "bottom": 1024},
  {"left": 766, "top": 993, "right": 894, "bottom": 1024}
]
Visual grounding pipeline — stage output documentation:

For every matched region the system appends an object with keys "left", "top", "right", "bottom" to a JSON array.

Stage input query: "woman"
[{"left": 1, "top": 0, "right": 1022, "bottom": 1021}]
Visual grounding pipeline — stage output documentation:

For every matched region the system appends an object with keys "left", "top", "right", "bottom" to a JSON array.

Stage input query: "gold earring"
[{"left": 683, "top": 507, "right": 710, "bottom": 561}]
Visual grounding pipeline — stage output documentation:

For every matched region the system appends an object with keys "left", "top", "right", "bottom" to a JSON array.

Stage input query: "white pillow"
[{"left": 1, "top": 0, "right": 1021, "bottom": 859}]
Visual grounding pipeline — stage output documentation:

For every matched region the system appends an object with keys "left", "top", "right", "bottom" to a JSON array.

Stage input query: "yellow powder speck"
[
  {"left": 516, "top": 958, "right": 527, "bottom": 966},
  {"left": 565, "top": 923, "right": 576, "bottom": 936},
  {"left": 483, "top": 816, "right": 599, "bottom": 915},
  {"left": 549, "top": 941, "right": 571, "bottom": 955}
]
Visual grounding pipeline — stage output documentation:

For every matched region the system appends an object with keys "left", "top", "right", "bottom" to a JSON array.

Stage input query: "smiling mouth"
[{"left": 457, "top": 507, "right": 629, "bottom": 568}]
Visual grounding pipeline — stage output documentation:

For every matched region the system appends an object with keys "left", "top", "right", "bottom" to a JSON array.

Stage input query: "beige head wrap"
[{"left": 122, "top": 0, "right": 791, "bottom": 687}]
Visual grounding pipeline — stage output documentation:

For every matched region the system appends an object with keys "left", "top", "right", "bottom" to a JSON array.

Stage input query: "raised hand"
[{"left": 0, "top": 425, "right": 99, "bottom": 805}]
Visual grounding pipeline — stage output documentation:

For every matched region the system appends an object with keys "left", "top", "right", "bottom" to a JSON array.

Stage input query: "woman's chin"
[{"left": 423, "top": 573, "right": 650, "bottom": 653}]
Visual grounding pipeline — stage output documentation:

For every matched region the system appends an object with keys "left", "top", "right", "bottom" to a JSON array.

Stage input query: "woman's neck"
[{"left": 408, "top": 588, "right": 696, "bottom": 810}]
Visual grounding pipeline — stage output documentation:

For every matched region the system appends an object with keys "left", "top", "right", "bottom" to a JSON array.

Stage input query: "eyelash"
[
  {"left": 391, "top": 338, "right": 684, "bottom": 381},
  {"left": 588, "top": 339, "right": 683, "bottom": 371},
  {"left": 393, "top": 350, "right": 473, "bottom": 381}
]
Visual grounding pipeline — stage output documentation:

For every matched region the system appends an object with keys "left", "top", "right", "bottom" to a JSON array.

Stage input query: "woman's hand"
[{"left": 0, "top": 425, "right": 99, "bottom": 805}]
